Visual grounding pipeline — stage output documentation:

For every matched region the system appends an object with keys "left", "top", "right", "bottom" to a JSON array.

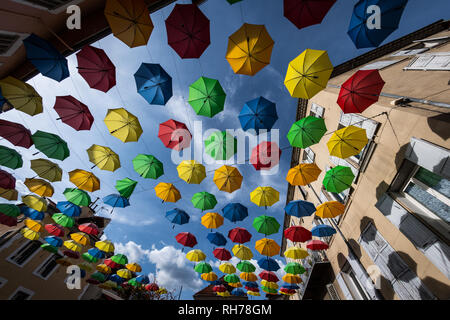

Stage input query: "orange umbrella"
[{"left": 286, "top": 163, "right": 321, "bottom": 186}]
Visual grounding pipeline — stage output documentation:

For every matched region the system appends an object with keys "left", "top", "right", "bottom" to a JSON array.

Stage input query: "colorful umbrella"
[
  {"left": 228, "top": 227, "right": 252, "bottom": 244},
  {"left": 104, "top": 108, "right": 143, "bottom": 143},
  {"left": 284, "top": 247, "right": 309, "bottom": 259},
  {"left": 188, "top": 77, "right": 225, "bottom": 118},
  {"left": 175, "top": 232, "right": 197, "bottom": 248},
  {"left": 247, "top": 291, "right": 260, "bottom": 296},
  {"left": 286, "top": 163, "right": 322, "bottom": 186},
  {"left": 133, "top": 154, "right": 164, "bottom": 179},
  {"left": 0, "top": 146, "right": 22, "bottom": 169},
  {"left": 287, "top": 116, "right": 327, "bottom": 148},
  {"left": 201, "top": 212, "right": 224, "bottom": 230},
  {"left": 260, "top": 280, "right": 278, "bottom": 289},
  {"left": 177, "top": 160, "right": 206, "bottom": 184},
  {"left": 259, "top": 271, "right": 279, "bottom": 282},
  {"left": 79, "top": 223, "right": 99, "bottom": 236},
  {"left": 0, "top": 204, "right": 20, "bottom": 217},
  {"left": 307, "top": 239, "right": 329, "bottom": 250},
  {"left": 224, "top": 274, "right": 240, "bottom": 284},
  {"left": 192, "top": 192, "right": 217, "bottom": 211},
  {"left": 64, "top": 240, "right": 82, "bottom": 252},
  {"left": 213, "top": 166, "right": 243, "bottom": 193},
  {"left": 24, "top": 218, "right": 43, "bottom": 232},
  {"left": 165, "top": 208, "right": 190, "bottom": 227},
  {"left": 41, "top": 243, "right": 58, "bottom": 254},
  {"left": 284, "top": 262, "right": 306, "bottom": 275},
  {"left": 239, "top": 96, "right": 278, "bottom": 132},
  {"left": 126, "top": 263, "right": 142, "bottom": 273},
  {"left": 21, "top": 207, "right": 44, "bottom": 221},
  {"left": 22, "top": 195, "right": 47, "bottom": 212},
  {"left": 96, "top": 264, "right": 112, "bottom": 274},
  {"left": 284, "top": 226, "right": 312, "bottom": 243},
  {"left": 87, "top": 144, "right": 120, "bottom": 172},
  {"left": 283, "top": 273, "right": 302, "bottom": 284},
  {"left": 70, "top": 232, "right": 90, "bottom": 246},
  {"left": 45, "top": 236, "right": 63, "bottom": 247},
  {"left": 111, "top": 254, "right": 128, "bottom": 265},
  {"left": 0, "top": 170, "right": 15, "bottom": 189},
  {"left": 21, "top": 227, "right": 40, "bottom": 241},
  {"left": 311, "top": 224, "right": 336, "bottom": 237},
  {"left": 158, "top": 119, "right": 191, "bottom": 151},
  {"left": 31, "top": 131, "right": 69, "bottom": 160},
  {"left": 117, "top": 268, "right": 133, "bottom": 280},
  {"left": 219, "top": 262, "right": 236, "bottom": 274},
  {"left": 194, "top": 262, "right": 212, "bottom": 274},
  {"left": 232, "top": 288, "right": 246, "bottom": 296},
  {"left": 104, "top": 258, "right": 120, "bottom": 268},
  {"left": 240, "top": 273, "right": 258, "bottom": 282},
  {"left": 104, "top": 0, "right": 153, "bottom": 48},
  {"left": 327, "top": 126, "right": 368, "bottom": 159},
  {"left": 136, "top": 275, "right": 150, "bottom": 284},
  {"left": 237, "top": 261, "right": 256, "bottom": 273},
  {"left": 284, "top": 0, "right": 336, "bottom": 29},
  {"left": 323, "top": 166, "right": 355, "bottom": 193},
  {"left": 146, "top": 283, "right": 159, "bottom": 291},
  {"left": 69, "top": 169, "right": 100, "bottom": 192},
  {"left": 282, "top": 283, "right": 300, "bottom": 290},
  {"left": 315, "top": 201, "right": 345, "bottom": 219},
  {"left": 226, "top": 23, "right": 274, "bottom": 76},
  {"left": 30, "top": 159, "right": 62, "bottom": 182},
  {"left": 45, "top": 224, "right": 64, "bottom": 237},
  {"left": 81, "top": 253, "right": 98, "bottom": 263},
  {"left": 250, "top": 141, "right": 281, "bottom": 171},
  {"left": 213, "top": 248, "right": 232, "bottom": 261},
  {"left": 95, "top": 240, "right": 115, "bottom": 253},
  {"left": 213, "top": 284, "right": 227, "bottom": 293},
  {"left": 222, "top": 203, "right": 248, "bottom": 223},
  {"left": 76, "top": 45, "right": 116, "bottom": 93},
  {"left": 115, "top": 178, "right": 137, "bottom": 198},
  {"left": 63, "top": 188, "right": 91, "bottom": 206},
  {"left": 0, "top": 119, "right": 33, "bottom": 148},
  {"left": 201, "top": 272, "right": 218, "bottom": 282},
  {"left": 52, "top": 213, "right": 75, "bottom": 228},
  {"left": 207, "top": 232, "right": 227, "bottom": 246},
  {"left": 88, "top": 248, "right": 105, "bottom": 259},
  {"left": 253, "top": 215, "right": 280, "bottom": 236},
  {"left": 255, "top": 238, "right": 280, "bottom": 257},
  {"left": 0, "top": 212, "right": 17, "bottom": 227},
  {"left": 54, "top": 96, "right": 94, "bottom": 131},
  {"left": 186, "top": 249, "right": 206, "bottom": 262},
  {"left": 284, "top": 49, "right": 333, "bottom": 99},
  {"left": 165, "top": 4, "right": 210, "bottom": 59},
  {"left": 103, "top": 194, "right": 130, "bottom": 209},
  {"left": 134, "top": 63, "right": 172, "bottom": 106},
  {"left": 232, "top": 244, "right": 253, "bottom": 260},
  {"left": 227, "top": 0, "right": 243, "bottom": 4},
  {"left": 24, "top": 178, "right": 54, "bottom": 197},
  {"left": 0, "top": 188, "right": 18, "bottom": 201},
  {"left": 250, "top": 186, "right": 279, "bottom": 208},
  {"left": 204, "top": 131, "right": 237, "bottom": 161},
  {"left": 155, "top": 183, "right": 180, "bottom": 203}
]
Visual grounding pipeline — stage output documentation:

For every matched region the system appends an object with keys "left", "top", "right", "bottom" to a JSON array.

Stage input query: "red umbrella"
[
  {"left": 145, "top": 283, "right": 159, "bottom": 292},
  {"left": 0, "top": 119, "right": 33, "bottom": 148},
  {"left": 306, "top": 239, "right": 329, "bottom": 250},
  {"left": 76, "top": 45, "right": 116, "bottom": 93},
  {"left": 284, "top": 226, "right": 312, "bottom": 243},
  {"left": 78, "top": 223, "right": 99, "bottom": 236},
  {"left": 259, "top": 270, "right": 279, "bottom": 282},
  {"left": 45, "top": 223, "right": 65, "bottom": 237},
  {"left": 213, "top": 247, "right": 232, "bottom": 261},
  {"left": 86, "top": 278, "right": 100, "bottom": 285},
  {"left": 228, "top": 227, "right": 252, "bottom": 244},
  {"left": 250, "top": 141, "right": 282, "bottom": 171},
  {"left": 175, "top": 232, "right": 197, "bottom": 248},
  {"left": 104, "top": 258, "right": 121, "bottom": 269},
  {"left": 63, "top": 250, "right": 80, "bottom": 259},
  {"left": 213, "top": 284, "right": 227, "bottom": 293},
  {"left": 246, "top": 286, "right": 259, "bottom": 292},
  {"left": 158, "top": 119, "right": 191, "bottom": 151},
  {"left": 284, "top": 0, "right": 336, "bottom": 30},
  {"left": 337, "top": 69, "right": 385, "bottom": 114},
  {"left": 165, "top": 4, "right": 210, "bottom": 59},
  {"left": 54, "top": 96, "right": 94, "bottom": 131},
  {"left": 0, "top": 170, "right": 15, "bottom": 189},
  {"left": 0, "top": 212, "right": 17, "bottom": 227},
  {"left": 280, "top": 288, "right": 296, "bottom": 294}
]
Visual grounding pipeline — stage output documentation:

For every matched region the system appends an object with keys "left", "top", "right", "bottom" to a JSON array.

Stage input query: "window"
[
  {"left": 309, "top": 103, "right": 324, "bottom": 118},
  {"left": 8, "top": 287, "right": 34, "bottom": 300},
  {"left": 412, "top": 36, "right": 450, "bottom": 48},
  {"left": 359, "top": 60, "right": 403, "bottom": 70},
  {"left": 7, "top": 240, "right": 41, "bottom": 267},
  {"left": 391, "top": 48, "right": 429, "bottom": 56},
  {"left": 11, "top": 0, "right": 82, "bottom": 13},
  {"left": 33, "top": 253, "right": 62, "bottom": 280},
  {"left": 0, "top": 231, "right": 13, "bottom": 247},
  {"left": 340, "top": 262, "right": 369, "bottom": 300},
  {"left": 0, "top": 31, "right": 28, "bottom": 57},
  {"left": 404, "top": 53, "right": 450, "bottom": 71},
  {"left": 302, "top": 148, "right": 315, "bottom": 164},
  {"left": 0, "top": 276, "right": 7, "bottom": 289},
  {"left": 326, "top": 284, "right": 340, "bottom": 300}
]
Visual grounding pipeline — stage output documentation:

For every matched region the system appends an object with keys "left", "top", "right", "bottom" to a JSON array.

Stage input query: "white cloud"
[{"left": 114, "top": 240, "right": 152, "bottom": 263}]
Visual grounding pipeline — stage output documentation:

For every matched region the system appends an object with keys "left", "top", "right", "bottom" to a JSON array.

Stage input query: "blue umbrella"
[
  {"left": 23, "top": 34, "right": 69, "bottom": 82},
  {"left": 136, "top": 275, "right": 150, "bottom": 284},
  {"left": 80, "top": 269, "right": 86, "bottom": 278},
  {"left": 222, "top": 203, "right": 248, "bottom": 223},
  {"left": 108, "top": 274, "right": 124, "bottom": 284},
  {"left": 103, "top": 194, "right": 130, "bottom": 209},
  {"left": 56, "top": 201, "right": 81, "bottom": 217},
  {"left": 210, "top": 280, "right": 222, "bottom": 285},
  {"left": 88, "top": 247, "right": 105, "bottom": 259},
  {"left": 282, "top": 283, "right": 300, "bottom": 290},
  {"left": 20, "top": 206, "right": 44, "bottom": 220},
  {"left": 257, "top": 257, "right": 280, "bottom": 272},
  {"left": 311, "top": 224, "right": 337, "bottom": 237},
  {"left": 285, "top": 200, "right": 316, "bottom": 218},
  {"left": 0, "top": 87, "right": 6, "bottom": 109},
  {"left": 243, "top": 281, "right": 258, "bottom": 288},
  {"left": 134, "top": 63, "right": 173, "bottom": 106},
  {"left": 238, "top": 96, "right": 278, "bottom": 133},
  {"left": 348, "top": 0, "right": 408, "bottom": 49},
  {"left": 207, "top": 232, "right": 227, "bottom": 246},
  {"left": 44, "top": 236, "right": 63, "bottom": 247},
  {"left": 231, "top": 288, "right": 246, "bottom": 296},
  {"left": 165, "top": 208, "right": 190, "bottom": 228}
]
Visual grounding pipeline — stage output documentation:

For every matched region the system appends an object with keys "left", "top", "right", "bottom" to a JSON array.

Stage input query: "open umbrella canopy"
[
  {"left": 348, "top": 0, "right": 408, "bottom": 49},
  {"left": 158, "top": 119, "right": 191, "bottom": 151},
  {"left": 323, "top": 165, "right": 355, "bottom": 193},
  {"left": 250, "top": 186, "right": 279, "bottom": 208},
  {"left": 96, "top": 264, "right": 112, "bottom": 274},
  {"left": 194, "top": 262, "right": 212, "bottom": 274},
  {"left": 261, "top": 280, "right": 278, "bottom": 289},
  {"left": 136, "top": 275, "right": 150, "bottom": 284},
  {"left": 0, "top": 204, "right": 20, "bottom": 217},
  {"left": 133, "top": 154, "right": 164, "bottom": 179},
  {"left": 213, "top": 247, "right": 232, "bottom": 261},
  {"left": 243, "top": 281, "right": 258, "bottom": 289},
  {"left": 284, "top": 262, "right": 306, "bottom": 275},
  {"left": 88, "top": 247, "right": 105, "bottom": 259},
  {"left": 232, "top": 244, "right": 253, "bottom": 260},
  {"left": 0, "top": 213, "right": 17, "bottom": 227},
  {"left": 165, "top": 208, "right": 190, "bottom": 226},
  {"left": 0, "top": 119, "right": 33, "bottom": 148},
  {"left": 237, "top": 260, "right": 256, "bottom": 273},
  {"left": 232, "top": 288, "right": 246, "bottom": 296},
  {"left": 213, "top": 165, "right": 243, "bottom": 193},
  {"left": 79, "top": 223, "right": 99, "bottom": 236},
  {"left": 76, "top": 45, "right": 116, "bottom": 93},
  {"left": 307, "top": 239, "right": 329, "bottom": 250},
  {"left": 44, "top": 236, "right": 63, "bottom": 247},
  {"left": 82, "top": 253, "right": 98, "bottom": 263},
  {"left": 63, "top": 188, "right": 91, "bottom": 206},
  {"left": 219, "top": 262, "right": 236, "bottom": 274},
  {"left": 222, "top": 203, "right": 248, "bottom": 223},
  {"left": 95, "top": 240, "right": 115, "bottom": 253},
  {"left": 250, "top": 141, "right": 281, "bottom": 171},
  {"left": 24, "top": 218, "right": 43, "bottom": 232},
  {"left": 282, "top": 274, "right": 302, "bottom": 284},
  {"left": 103, "top": 194, "right": 130, "bottom": 208},
  {"left": 70, "top": 232, "right": 90, "bottom": 246},
  {"left": 226, "top": 23, "right": 274, "bottom": 76},
  {"left": 311, "top": 224, "right": 337, "bottom": 237},
  {"left": 284, "top": 247, "right": 309, "bottom": 260},
  {"left": 207, "top": 232, "right": 227, "bottom": 246},
  {"left": 54, "top": 96, "right": 94, "bottom": 131},
  {"left": 177, "top": 160, "right": 206, "bottom": 184},
  {"left": 259, "top": 270, "right": 279, "bottom": 282},
  {"left": 224, "top": 274, "right": 240, "bottom": 284},
  {"left": 247, "top": 290, "right": 260, "bottom": 296},
  {"left": 104, "top": 108, "right": 143, "bottom": 143},
  {"left": 315, "top": 201, "right": 345, "bottom": 219},
  {"left": 201, "top": 212, "right": 224, "bottom": 230},
  {"left": 327, "top": 125, "right": 368, "bottom": 159},
  {"left": 111, "top": 254, "right": 128, "bottom": 265},
  {"left": 87, "top": 144, "right": 121, "bottom": 172},
  {"left": 188, "top": 77, "right": 225, "bottom": 118},
  {"left": 175, "top": 232, "right": 197, "bottom": 248},
  {"left": 204, "top": 131, "right": 237, "bottom": 161},
  {"left": 165, "top": 4, "right": 210, "bottom": 59},
  {"left": 126, "top": 262, "right": 142, "bottom": 273},
  {"left": 255, "top": 238, "right": 280, "bottom": 257},
  {"left": 24, "top": 178, "right": 54, "bottom": 197},
  {"left": 201, "top": 272, "right": 218, "bottom": 282},
  {"left": 239, "top": 96, "right": 278, "bottom": 132},
  {"left": 30, "top": 159, "right": 62, "bottom": 182},
  {"left": 284, "top": 49, "right": 333, "bottom": 99},
  {"left": 284, "top": 0, "right": 336, "bottom": 29},
  {"left": 241, "top": 272, "right": 258, "bottom": 282},
  {"left": 286, "top": 163, "right": 322, "bottom": 186},
  {"left": 155, "top": 182, "right": 181, "bottom": 203},
  {"left": 22, "top": 195, "right": 47, "bottom": 212},
  {"left": 32, "top": 131, "right": 70, "bottom": 161},
  {"left": 52, "top": 213, "right": 75, "bottom": 228},
  {"left": 134, "top": 63, "right": 173, "bottom": 106},
  {"left": 104, "top": 0, "right": 154, "bottom": 48},
  {"left": 21, "top": 227, "right": 40, "bottom": 241},
  {"left": 228, "top": 227, "right": 252, "bottom": 244},
  {"left": 64, "top": 239, "right": 82, "bottom": 252},
  {"left": 0, "top": 170, "right": 15, "bottom": 190},
  {"left": 0, "top": 146, "right": 22, "bottom": 169},
  {"left": 0, "top": 187, "right": 18, "bottom": 201},
  {"left": 253, "top": 215, "right": 280, "bottom": 236},
  {"left": 115, "top": 178, "right": 137, "bottom": 198},
  {"left": 192, "top": 192, "right": 217, "bottom": 211},
  {"left": 45, "top": 224, "right": 64, "bottom": 237},
  {"left": 69, "top": 169, "right": 100, "bottom": 192},
  {"left": 287, "top": 116, "right": 327, "bottom": 148},
  {"left": 284, "top": 226, "right": 312, "bottom": 243},
  {"left": 117, "top": 268, "right": 133, "bottom": 280},
  {"left": 186, "top": 249, "right": 206, "bottom": 262}
]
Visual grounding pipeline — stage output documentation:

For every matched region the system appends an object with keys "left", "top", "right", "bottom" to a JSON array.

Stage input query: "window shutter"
[
  {"left": 335, "top": 273, "right": 353, "bottom": 300},
  {"left": 404, "top": 53, "right": 450, "bottom": 71},
  {"left": 360, "top": 60, "right": 402, "bottom": 70},
  {"left": 311, "top": 103, "right": 324, "bottom": 118}
]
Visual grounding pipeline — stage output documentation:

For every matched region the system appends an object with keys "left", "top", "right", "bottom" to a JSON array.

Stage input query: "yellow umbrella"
[
  {"left": 284, "top": 247, "right": 309, "bottom": 260},
  {"left": 104, "top": 0, "right": 154, "bottom": 48},
  {"left": 0, "top": 76, "right": 42, "bottom": 116},
  {"left": 261, "top": 280, "right": 278, "bottom": 289},
  {"left": 250, "top": 186, "right": 279, "bottom": 208},
  {"left": 219, "top": 262, "right": 236, "bottom": 274},
  {"left": 282, "top": 273, "right": 303, "bottom": 284},
  {"left": 327, "top": 125, "right": 368, "bottom": 159},
  {"left": 286, "top": 163, "right": 322, "bottom": 186},
  {"left": 101, "top": 280, "right": 118, "bottom": 289},
  {"left": 22, "top": 195, "right": 47, "bottom": 212},
  {"left": 69, "top": 169, "right": 100, "bottom": 192},
  {"left": 226, "top": 23, "right": 274, "bottom": 76},
  {"left": 24, "top": 218, "right": 43, "bottom": 232},
  {"left": 70, "top": 232, "right": 90, "bottom": 246},
  {"left": 24, "top": 178, "right": 54, "bottom": 197},
  {"left": 30, "top": 159, "right": 62, "bottom": 182},
  {"left": 255, "top": 238, "right": 280, "bottom": 257},
  {"left": 104, "top": 108, "right": 143, "bottom": 143},
  {"left": 20, "top": 227, "right": 40, "bottom": 240},
  {"left": 177, "top": 160, "right": 206, "bottom": 184},
  {"left": 117, "top": 268, "right": 133, "bottom": 280},
  {"left": 240, "top": 272, "right": 257, "bottom": 282},
  {"left": 217, "top": 291, "right": 231, "bottom": 297},
  {"left": 63, "top": 240, "right": 82, "bottom": 252},
  {"left": 96, "top": 264, "right": 112, "bottom": 274},
  {"left": 247, "top": 291, "right": 260, "bottom": 296},
  {"left": 186, "top": 249, "right": 206, "bottom": 262},
  {"left": 232, "top": 244, "right": 253, "bottom": 260},
  {"left": 78, "top": 263, "right": 94, "bottom": 272},
  {"left": 0, "top": 187, "right": 18, "bottom": 201},
  {"left": 228, "top": 282, "right": 242, "bottom": 288},
  {"left": 87, "top": 144, "right": 121, "bottom": 172},
  {"left": 154, "top": 182, "right": 181, "bottom": 203},
  {"left": 126, "top": 262, "right": 142, "bottom": 273},
  {"left": 315, "top": 201, "right": 345, "bottom": 218},
  {"left": 201, "top": 272, "right": 218, "bottom": 282},
  {"left": 95, "top": 240, "right": 115, "bottom": 253},
  {"left": 284, "top": 49, "right": 333, "bottom": 99},
  {"left": 213, "top": 165, "right": 243, "bottom": 193},
  {"left": 201, "top": 212, "right": 224, "bottom": 230}
]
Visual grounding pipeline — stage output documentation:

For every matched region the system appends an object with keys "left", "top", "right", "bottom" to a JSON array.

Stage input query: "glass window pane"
[
  {"left": 414, "top": 167, "right": 450, "bottom": 198},
  {"left": 405, "top": 182, "right": 450, "bottom": 223}
]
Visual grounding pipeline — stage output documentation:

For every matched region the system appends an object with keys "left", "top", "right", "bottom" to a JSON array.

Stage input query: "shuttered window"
[
  {"left": 302, "top": 148, "right": 315, "bottom": 164},
  {"left": 310, "top": 103, "right": 324, "bottom": 118},
  {"left": 7, "top": 240, "right": 41, "bottom": 267},
  {"left": 11, "top": 0, "right": 79, "bottom": 13},
  {"left": 404, "top": 53, "right": 450, "bottom": 71},
  {"left": 360, "top": 60, "right": 402, "bottom": 70}
]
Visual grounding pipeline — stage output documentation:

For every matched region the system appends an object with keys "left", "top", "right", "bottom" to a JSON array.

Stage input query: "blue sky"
[{"left": 1, "top": 0, "right": 449, "bottom": 299}]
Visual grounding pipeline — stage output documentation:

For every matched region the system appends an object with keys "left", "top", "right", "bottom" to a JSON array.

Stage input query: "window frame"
[
  {"left": 33, "top": 252, "right": 62, "bottom": 280},
  {"left": 403, "top": 52, "right": 450, "bottom": 71},
  {"left": 8, "top": 286, "right": 35, "bottom": 300},
  {"left": 0, "top": 276, "right": 7, "bottom": 289},
  {"left": 302, "top": 147, "right": 315, "bottom": 164},
  {"left": 0, "top": 31, "right": 29, "bottom": 57},
  {"left": 10, "top": 0, "right": 83, "bottom": 14},
  {"left": 309, "top": 102, "right": 324, "bottom": 118},
  {"left": 6, "top": 240, "right": 42, "bottom": 268},
  {"left": 340, "top": 262, "right": 369, "bottom": 300}
]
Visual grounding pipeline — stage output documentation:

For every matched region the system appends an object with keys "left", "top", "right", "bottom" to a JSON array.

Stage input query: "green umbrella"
[
  {"left": 188, "top": 77, "right": 226, "bottom": 118},
  {"left": 31, "top": 130, "right": 70, "bottom": 161},
  {"left": 284, "top": 262, "right": 306, "bottom": 275},
  {"left": 191, "top": 192, "right": 217, "bottom": 211},
  {"left": 0, "top": 146, "right": 23, "bottom": 169},
  {"left": 82, "top": 252, "right": 98, "bottom": 263},
  {"left": 194, "top": 262, "right": 212, "bottom": 274},
  {"left": 252, "top": 215, "right": 280, "bottom": 236},
  {"left": 237, "top": 261, "right": 256, "bottom": 273},
  {"left": 41, "top": 243, "right": 58, "bottom": 253},
  {"left": 0, "top": 204, "right": 20, "bottom": 217},
  {"left": 261, "top": 286, "right": 277, "bottom": 294},
  {"left": 127, "top": 278, "right": 140, "bottom": 287},
  {"left": 111, "top": 253, "right": 128, "bottom": 265},
  {"left": 204, "top": 131, "right": 237, "bottom": 161},
  {"left": 52, "top": 213, "right": 75, "bottom": 228},
  {"left": 224, "top": 274, "right": 240, "bottom": 283},
  {"left": 323, "top": 165, "right": 355, "bottom": 193},
  {"left": 132, "top": 154, "right": 164, "bottom": 179},
  {"left": 115, "top": 178, "right": 137, "bottom": 198},
  {"left": 63, "top": 188, "right": 91, "bottom": 207},
  {"left": 287, "top": 116, "right": 326, "bottom": 148},
  {"left": 91, "top": 271, "right": 106, "bottom": 282}
]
